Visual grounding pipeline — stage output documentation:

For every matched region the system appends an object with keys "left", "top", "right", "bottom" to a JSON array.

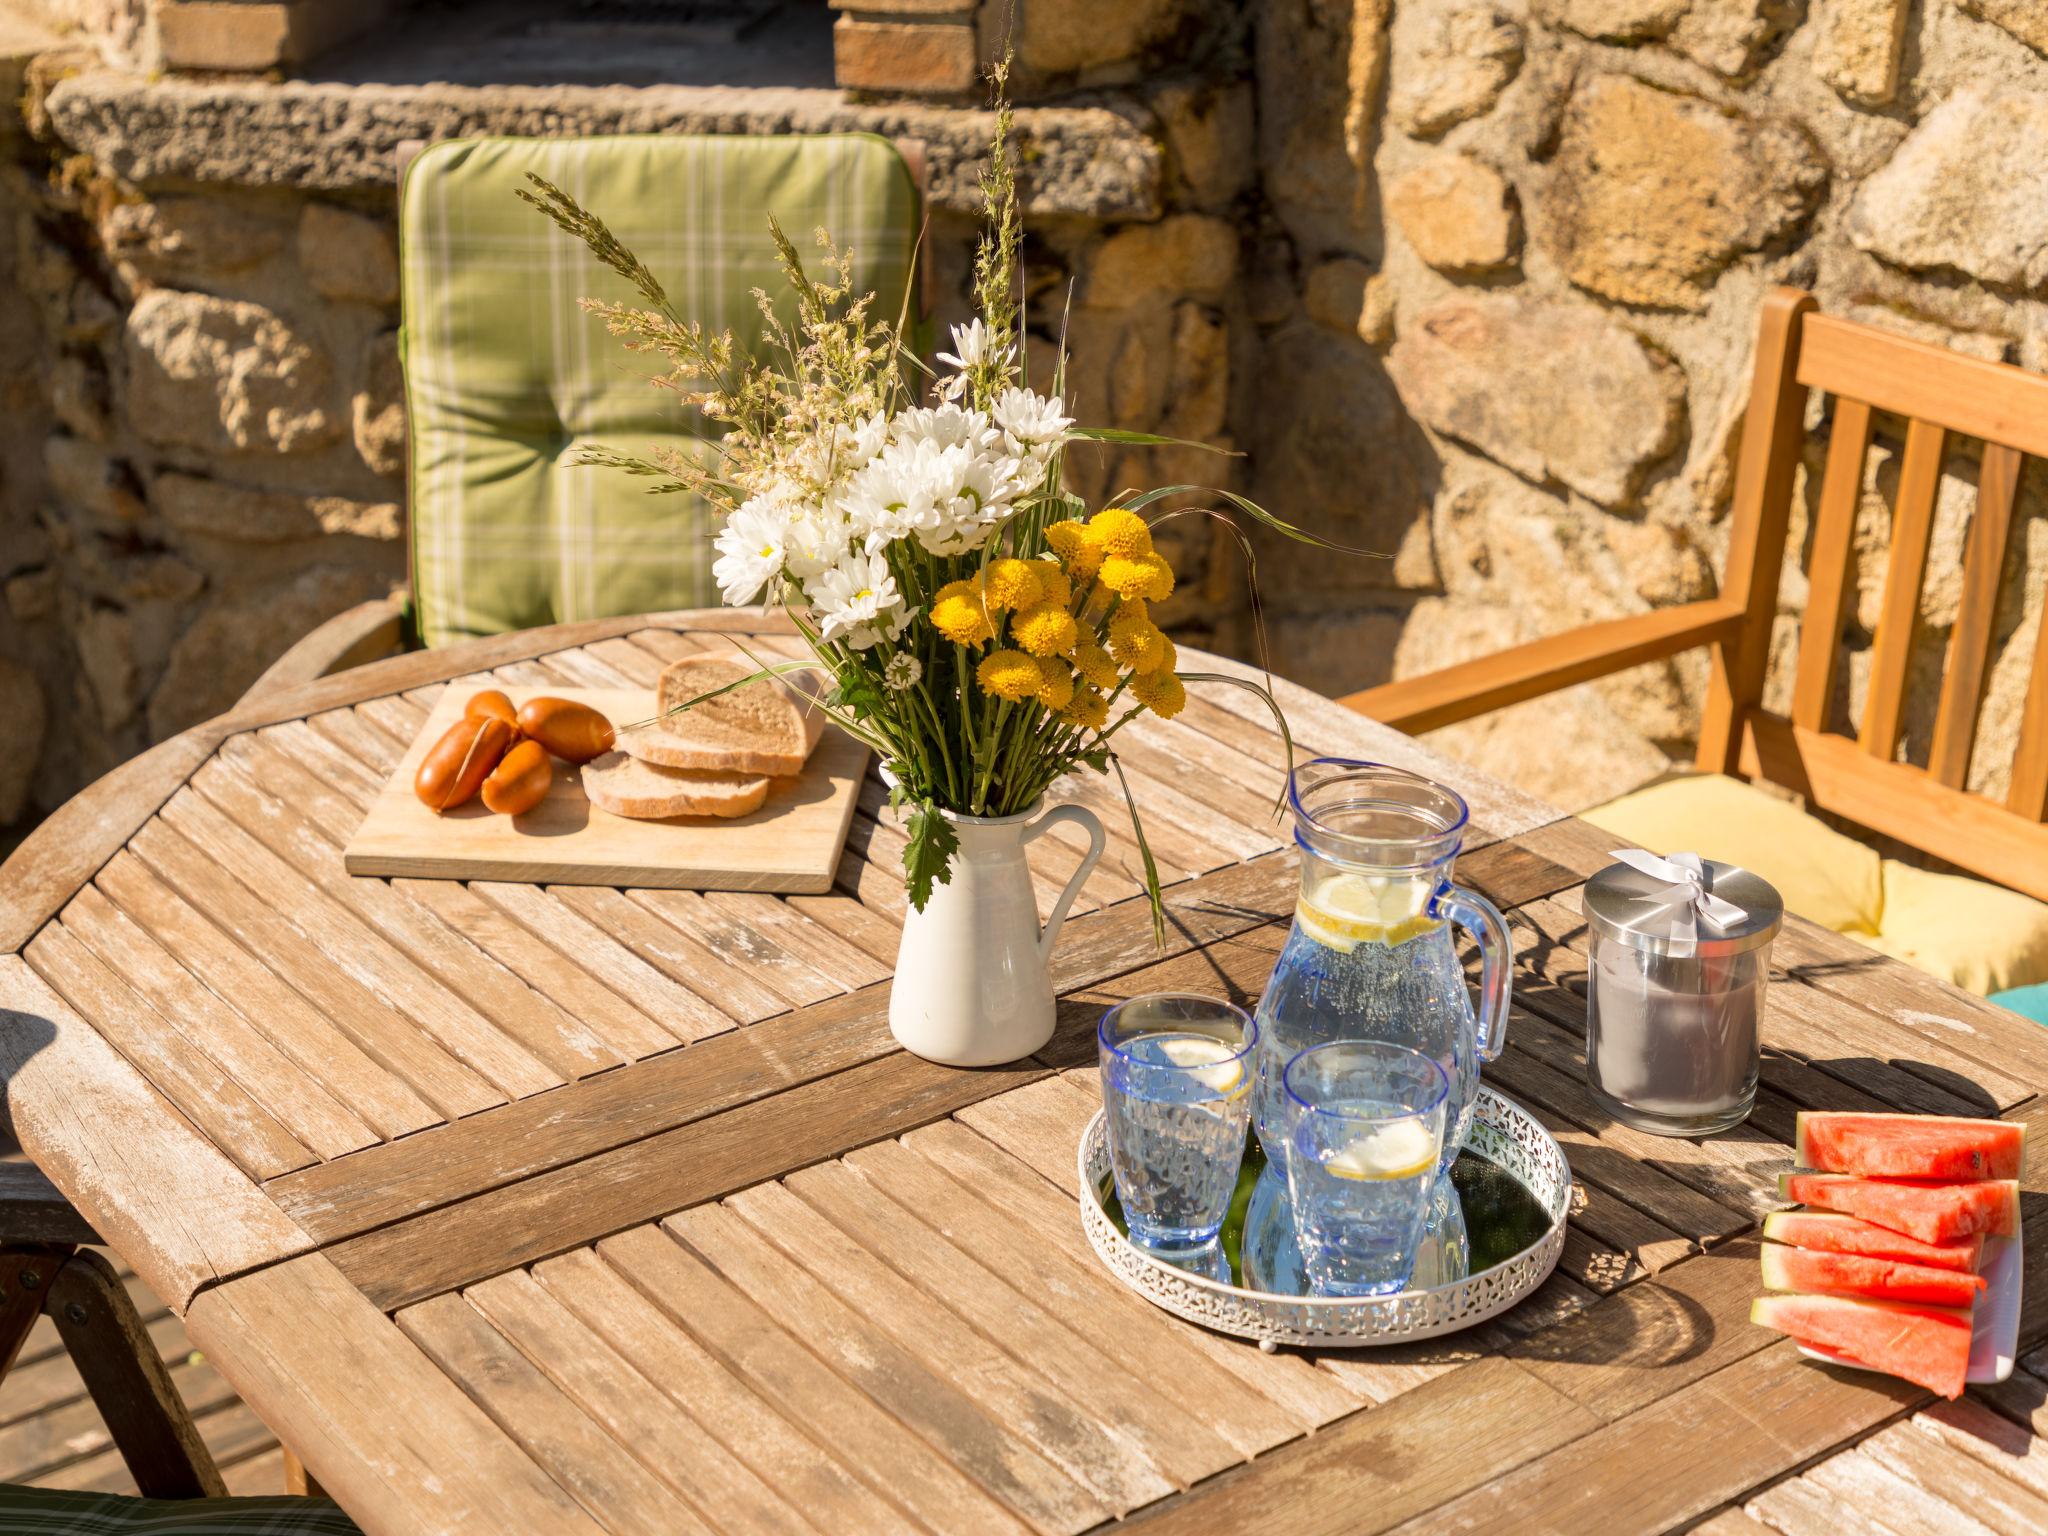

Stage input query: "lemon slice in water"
[
  {"left": 1296, "top": 872, "right": 1444, "bottom": 954},
  {"left": 1154, "top": 1034, "right": 1248, "bottom": 1096},
  {"left": 1324, "top": 1119, "right": 1439, "bottom": 1181}
]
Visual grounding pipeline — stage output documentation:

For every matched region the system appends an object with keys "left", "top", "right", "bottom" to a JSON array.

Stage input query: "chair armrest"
[
  {"left": 0, "top": 1161, "right": 101, "bottom": 1245},
  {"left": 237, "top": 589, "right": 410, "bottom": 711},
  {"left": 1340, "top": 598, "right": 1745, "bottom": 735}
]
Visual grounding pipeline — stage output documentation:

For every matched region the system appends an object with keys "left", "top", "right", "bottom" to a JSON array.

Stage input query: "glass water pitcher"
[{"left": 1253, "top": 760, "right": 1513, "bottom": 1177}]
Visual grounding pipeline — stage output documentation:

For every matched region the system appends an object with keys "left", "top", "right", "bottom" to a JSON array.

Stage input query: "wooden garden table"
[{"left": 5, "top": 608, "right": 2048, "bottom": 1534}]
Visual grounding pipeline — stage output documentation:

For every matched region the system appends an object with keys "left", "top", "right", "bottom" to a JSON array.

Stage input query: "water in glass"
[
  {"left": 1284, "top": 1040, "right": 1449, "bottom": 1296},
  {"left": 1098, "top": 994, "right": 1256, "bottom": 1260},
  {"left": 1252, "top": 761, "right": 1513, "bottom": 1181}
]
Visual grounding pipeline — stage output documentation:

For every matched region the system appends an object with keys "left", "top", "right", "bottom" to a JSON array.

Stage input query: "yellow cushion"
[
  {"left": 1581, "top": 773, "right": 1884, "bottom": 936},
  {"left": 1869, "top": 859, "right": 2048, "bottom": 996}
]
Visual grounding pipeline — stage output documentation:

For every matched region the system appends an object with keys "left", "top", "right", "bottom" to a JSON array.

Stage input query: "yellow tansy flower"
[
  {"left": 1072, "top": 639, "right": 1118, "bottom": 690},
  {"left": 1137, "top": 551, "right": 1175, "bottom": 601},
  {"left": 977, "top": 648, "right": 1044, "bottom": 703},
  {"left": 1059, "top": 686, "right": 1109, "bottom": 730},
  {"left": 1011, "top": 601, "right": 1078, "bottom": 657},
  {"left": 983, "top": 558, "right": 1043, "bottom": 612},
  {"left": 1089, "top": 507, "right": 1152, "bottom": 560},
  {"left": 1035, "top": 657, "right": 1076, "bottom": 711},
  {"left": 1131, "top": 669, "right": 1187, "bottom": 720},
  {"left": 931, "top": 578, "right": 994, "bottom": 645},
  {"left": 1046, "top": 519, "right": 1103, "bottom": 581},
  {"left": 1139, "top": 634, "right": 1179, "bottom": 677},
  {"left": 1033, "top": 562, "right": 1072, "bottom": 608},
  {"left": 1099, "top": 554, "right": 1158, "bottom": 601},
  {"left": 1108, "top": 603, "right": 1171, "bottom": 672}
]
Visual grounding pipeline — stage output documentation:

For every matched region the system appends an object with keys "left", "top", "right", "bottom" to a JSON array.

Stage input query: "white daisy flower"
[
  {"left": 783, "top": 506, "right": 850, "bottom": 582},
  {"left": 807, "top": 550, "right": 907, "bottom": 650},
  {"left": 883, "top": 651, "right": 923, "bottom": 691},
  {"left": 936, "top": 318, "right": 1011, "bottom": 374},
  {"left": 711, "top": 493, "right": 793, "bottom": 607},
  {"left": 992, "top": 388, "right": 1074, "bottom": 462}
]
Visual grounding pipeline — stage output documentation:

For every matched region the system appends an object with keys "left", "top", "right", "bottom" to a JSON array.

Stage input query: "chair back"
[
  {"left": 399, "top": 134, "right": 921, "bottom": 649},
  {"left": 1704, "top": 289, "right": 2048, "bottom": 901}
]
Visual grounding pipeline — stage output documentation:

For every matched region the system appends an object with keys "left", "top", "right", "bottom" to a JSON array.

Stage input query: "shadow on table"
[{"left": 0, "top": 1008, "right": 60, "bottom": 1154}]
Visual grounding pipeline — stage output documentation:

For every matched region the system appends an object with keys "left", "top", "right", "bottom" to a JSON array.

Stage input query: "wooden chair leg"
[
  {"left": 0, "top": 1243, "right": 73, "bottom": 1378},
  {"left": 281, "top": 1446, "right": 330, "bottom": 1499},
  {"left": 46, "top": 1247, "right": 227, "bottom": 1499}
]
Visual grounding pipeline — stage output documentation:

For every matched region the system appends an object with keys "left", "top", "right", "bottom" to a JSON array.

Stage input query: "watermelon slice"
[
  {"left": 1794, "top": 1111, "right": 2025, "bottom": 1181},
  {"left": 1779, "top": 1172, "right": 2020, "bottom": 1245},
  {"left": 1761, "top": 1210, "right": 1983, "bottom": 1273},
  {"left": 1751, "top": 1293, "right": 1972, "bottom": 1399},
  {"left": 1760, "top": 1243, "right": 1987, "bottom": 1308}
]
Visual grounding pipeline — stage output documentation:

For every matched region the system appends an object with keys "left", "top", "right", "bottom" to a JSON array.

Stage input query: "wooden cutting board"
[{"left": 342, "top": 686, "right": 868, "bottom": 893}]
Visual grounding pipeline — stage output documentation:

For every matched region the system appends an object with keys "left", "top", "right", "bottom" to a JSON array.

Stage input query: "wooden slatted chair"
[
  {"left": 1344, "top": 289, "right": 2048, "bottom": 1005},
  {"left": 0, "top": 1164, "right": 358, "bottom": 1526}
]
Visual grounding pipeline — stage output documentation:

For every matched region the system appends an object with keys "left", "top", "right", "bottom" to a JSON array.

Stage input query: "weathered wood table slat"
[{"left": 4, "top": 607, "right": 2045, "bottom": 1533}]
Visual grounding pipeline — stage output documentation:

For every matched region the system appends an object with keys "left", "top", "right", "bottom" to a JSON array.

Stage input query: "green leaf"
[
  {"left": 1110, "top": 755, "right": 1167, "bottom": 947},
  {"left": 902, "top": 798, "right": 960, "bottom": 912},
  {"left": 1179, "top": 670, "right": 1296, "bottom": 817},
  {"left": 1067, "top": 427, "right": 1244, "bottom": 454},
  {"left": 1122, "top": 483, "right": 1389, "bottom": 558}
]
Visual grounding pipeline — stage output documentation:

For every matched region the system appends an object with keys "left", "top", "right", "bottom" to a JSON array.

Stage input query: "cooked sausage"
[
  {"left": 481, "top": 738, "right": 553, "bottom": 815},
  {"left": 414, "top": 716, "right": 516, "bottom": 812},
  {"left": 465, "top": 689, "right": 519, "bottom": 728},
  {"left": 516, "top": 697, "right": 616, "bottom": 763}
]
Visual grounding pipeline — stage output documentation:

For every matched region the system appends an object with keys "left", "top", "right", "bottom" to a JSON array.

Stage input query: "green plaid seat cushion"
[
  {"left": 0, "top": 1486, "right": 359, "bottom": 1534},
  {"left": 400, "top": 134, "right": 920, "bottom": 649}
]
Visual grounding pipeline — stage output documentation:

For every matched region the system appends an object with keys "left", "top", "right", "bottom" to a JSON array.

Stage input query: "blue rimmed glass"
[
  {"left": 1283, "top": 1040, "right": 1450, "bottom": 1297},
  {"left": 1098, "top": 993, "right": 1257, "bottom": 1261}
]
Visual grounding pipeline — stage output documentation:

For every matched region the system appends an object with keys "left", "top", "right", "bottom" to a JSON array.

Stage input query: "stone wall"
[
  {"left": 4, "top": 0, "right": 2048, "bottom": 834},
  {"left": 1248, "top": 0, "right": 2048, "bottom": 808}
]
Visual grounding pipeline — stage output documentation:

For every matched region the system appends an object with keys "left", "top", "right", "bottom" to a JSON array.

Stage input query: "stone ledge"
[{"left": 41, "top": 71, "right": 1162, "bottom": 220}]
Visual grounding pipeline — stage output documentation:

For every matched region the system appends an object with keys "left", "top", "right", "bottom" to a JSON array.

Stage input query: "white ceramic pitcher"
[{"left": 888, "top": 798, "right": 1106, "bottom": 1066}]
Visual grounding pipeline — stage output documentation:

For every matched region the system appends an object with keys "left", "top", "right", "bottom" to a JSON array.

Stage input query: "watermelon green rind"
[
  {"left": 1778, "top": 1172, "right": 2020, "bottom": 1244},
  {"left": 1752, "top": 1292, "right": 1972, "bottom": 1399},
  {"left": 1760, "top": 1210, "right": 1982, "bottom": 1273},
  {"left": 1792, "top": 1111, "right": 2025, "bottom": 1181},
  {"left": 1759, "top": 1242, "right": 1987, "bottom": 1308}
]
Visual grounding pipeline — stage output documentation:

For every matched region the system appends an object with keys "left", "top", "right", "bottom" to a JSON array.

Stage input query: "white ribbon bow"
[{"left": 1607, "top": 849, "right": 1746, "bottom": 942}]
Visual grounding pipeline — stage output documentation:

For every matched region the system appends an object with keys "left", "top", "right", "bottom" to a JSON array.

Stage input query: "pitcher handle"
[
  {"left": 1021, "top": 804, "right": 1107, "bottom": 964},
  {"left": 1438, "top": 884, "right": 1513, "bottom": 1061}
]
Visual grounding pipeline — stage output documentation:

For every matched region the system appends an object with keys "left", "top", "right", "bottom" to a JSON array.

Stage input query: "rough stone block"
[
  {"left": 100, "top": 195, "right": 289, "bottom": 282},
  {"left": 159, "top": 0, "right": 386, "bottom": 73},
  {"left": 1387, "top": 1, "right": 1524, "bottom": 139},
  {"left": 123, "top": 290, "right": 337, "bottom": 456},
  {"left": 1961, "top": 0, "right": 2048, "bottom": 56},
  {"left": 1386, "top": 296, "right": 1686, "bottom": 508},
  {"left": 1813, "top": 0, "right": 1910, "bottom": 106},
  {"left": 1304, "top": 257, "right": 1374, "bottom": 334},
  {"left": 153, "top": 472, "right": 399, "bottom": 544},
  {"left": 1385, "top": 152, "right": 1520, "bottom": 273},
  {"left": 1014, "top": 0, "right": 1184, "bottom": 78},
  {"left": 1153, "top": 81, "right": 1255, "bottom": 208},
  {"left": 299, "top": 203, "right": 397, "bottom": 305},
  {"left": 833, "top": 16, "right": 978, "bottom": 95},
  {"left": 1536, "top": 0, "right": 1687, "bottom": 42},
  {"left": 1083, "top": 215, "right": 1238, "bottom": 310},
  {"left": 1848, "top": 86, "right": 2048, "bottom": 291},
  {"left": 1540, "top": 75, "right": 1824, "bottom": 311},
  {"left": 827, "top": 0, "right": 973, "bottom": 11},
  {"left": 0, "top": 657, "right": 44, "bottom": 824},
  {"left": 354, "top": 329, "right": 406, "bottom": 478},
  {"left": 44, "top": 436, "right": 144, "bottom": 530}
]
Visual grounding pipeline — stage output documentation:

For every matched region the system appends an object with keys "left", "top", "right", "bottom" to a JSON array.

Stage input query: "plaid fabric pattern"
[
  {"left": 401, "top": 134, "right": 920, "bottom": 649},
  {"left": 0, "top": 1485, "right": 360, "bottom": 1534}
]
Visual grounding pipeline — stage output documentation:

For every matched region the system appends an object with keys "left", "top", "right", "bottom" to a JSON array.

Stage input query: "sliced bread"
[
  {"left": 636, "top": 652, "right": 825, "bottom": 777},
  {"left": 579, "top": 751, "right": 769, "bottom": 820}
]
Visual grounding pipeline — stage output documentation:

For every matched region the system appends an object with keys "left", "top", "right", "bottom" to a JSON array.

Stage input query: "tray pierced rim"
[{"left": 1076, "top": 1084, "right": 1571, "bottom": 1348}]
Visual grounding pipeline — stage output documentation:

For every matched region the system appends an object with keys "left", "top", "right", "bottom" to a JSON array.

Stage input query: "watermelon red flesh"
[
  {"left": 1779, "top": 1173, "right": 2020, "bottom": 1245},
  {"left": 1752, "top": 1293, "right": 1972, "bottom": 1399},
  {"left": 1760, "top": 1243, "right": 1987, "bottom": 1308},
  {"left": 1794, "top": 1111, "right": 2025, "bottom": 1181},
  {"left": 1761, "top": 1211, "right": 1982, "bottom": 1273}
]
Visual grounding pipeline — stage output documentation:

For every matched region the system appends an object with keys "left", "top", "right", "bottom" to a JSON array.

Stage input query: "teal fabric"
[
  {"left": 1992, "top": 980, "right": 2048, "bottom": 1025},
  {"left": 0, "top": 1485, "right": 359, "bottom": 1533},
  {"left": 400, "top": 133, "right": 921, "bottom": 648}
]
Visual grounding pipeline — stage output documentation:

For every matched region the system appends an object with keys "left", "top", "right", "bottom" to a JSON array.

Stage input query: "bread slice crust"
[
  {"left": 580, "top": 751, "right": 769, "bottom": 820},
  {"left": 652, "top": 652, "right": 823, "bottom": 777}
]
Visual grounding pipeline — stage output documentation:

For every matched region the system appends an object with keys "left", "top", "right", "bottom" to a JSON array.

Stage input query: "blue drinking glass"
[
  {"left": 1283, "top": 1040, "right": 1450, "bottom": 1297},
  {"left": 1098, "top": 993, "right": 1257, "bottom": 1261}
]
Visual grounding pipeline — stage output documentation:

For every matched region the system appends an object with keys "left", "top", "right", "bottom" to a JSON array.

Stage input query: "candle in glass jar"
[{"left": 1581, "top": 857, "right": 1781, "bottom": 1138}]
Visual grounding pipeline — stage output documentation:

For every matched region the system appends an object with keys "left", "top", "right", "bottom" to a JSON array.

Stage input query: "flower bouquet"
[{"left": 523, "top": 65, "right": 1348, "bottom": 1061}]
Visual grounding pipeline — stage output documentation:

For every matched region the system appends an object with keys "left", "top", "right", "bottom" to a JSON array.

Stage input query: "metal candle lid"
[{"left": 1583, "top": 854, "right": 1783, "bottom": 960}]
